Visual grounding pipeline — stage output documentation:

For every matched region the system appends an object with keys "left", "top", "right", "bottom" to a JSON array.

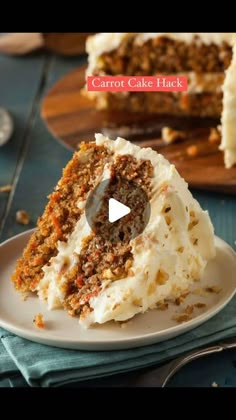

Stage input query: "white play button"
[
  {"left": 108, "top": 198, "right": 131, "bottom": 223},
  {"left": 85, "top": 178, "right": 150, "bottom": 243}
]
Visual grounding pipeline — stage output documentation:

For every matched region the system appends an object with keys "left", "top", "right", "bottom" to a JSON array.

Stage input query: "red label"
[{"left": 87, "top": 76, "right": 188, "bottom": 92}]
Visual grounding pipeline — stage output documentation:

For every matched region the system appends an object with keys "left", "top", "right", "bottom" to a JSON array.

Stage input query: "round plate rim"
[{"left": 0, "top": 229, "right": 235, "bottom": 350}]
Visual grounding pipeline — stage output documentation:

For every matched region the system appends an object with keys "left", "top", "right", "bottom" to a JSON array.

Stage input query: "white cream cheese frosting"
[
  {"left": 37, "top": 134, "right": 215, "bottom": 328},
  {"left": 221, "top": 42, "right": 236, "bottom": 168},
  {"left": 186, "top": 72, "right": 224, "bottom": 94},
  {"left": 86, "top": 33, "right": 236, "bottom": 76},
  {"left": 86, "top": 33, "right": 235, "bottom": 63}
]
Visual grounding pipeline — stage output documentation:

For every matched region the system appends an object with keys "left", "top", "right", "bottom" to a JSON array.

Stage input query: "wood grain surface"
[
  {"left": 41, "top": 66, "right": 236, "bottom": 194},
  {"left": 42, "top": 33, "right": 94, "bottom": 56}
]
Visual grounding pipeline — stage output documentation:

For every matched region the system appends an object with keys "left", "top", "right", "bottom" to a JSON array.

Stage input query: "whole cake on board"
[
  {"left": 12, "top": 134, "right": 215, "bottom": 328},
  {"left": 85, "top": 33, "right": 236, "bottom": 168}
]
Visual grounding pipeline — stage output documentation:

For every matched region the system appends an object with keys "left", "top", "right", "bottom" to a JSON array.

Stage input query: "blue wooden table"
[{"left": 0, "top": 52, "right": 236, "bottom": 387}]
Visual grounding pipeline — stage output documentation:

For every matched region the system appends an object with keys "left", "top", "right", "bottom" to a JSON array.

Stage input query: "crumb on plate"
[
  {"left": 175, "top": 292, "right": 189, "bottom": 306},
  {"left": 184, "top": 305, "right": 194, "bottom": 315},
  {"left": 172, "top": 313, "right": 191, "bottom": 323},
  {"left": 157, "top": 302, "right": 169, "bottom": 311},
  {"left": 193, "top": 288, "right": 209, "bottom": 297},
  {"left": 33, "top": 313, "right": 45, "bottom": 329},
  {"left": 205, "top": 286, "right": 222, "bottom": 294},
  {"left": 120, "top": 320, "right": 133, "bottom": 329},
  {"left": 20, "top": 293, "right": 28, "bottom": 302},
  {"left": 194, "top": 302, "right": 206, "bottom": 309}
]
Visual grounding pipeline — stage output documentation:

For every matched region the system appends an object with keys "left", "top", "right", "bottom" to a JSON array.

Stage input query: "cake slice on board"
[{"left": 85, "top": 33, "right": 236, "bottom": 168}]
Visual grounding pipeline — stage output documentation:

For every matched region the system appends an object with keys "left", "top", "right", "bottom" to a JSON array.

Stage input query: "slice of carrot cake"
[
  {"left": 85, "top": 33, "right": 236, "bottom": 168},
  {"left": 12, "top": 134, "right": 215, "bottom": 327}
]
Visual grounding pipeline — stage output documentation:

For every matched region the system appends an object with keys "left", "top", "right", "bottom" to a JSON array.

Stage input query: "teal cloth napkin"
[{"left": 1, "top": 296, "right": 236, "bottom": 387}]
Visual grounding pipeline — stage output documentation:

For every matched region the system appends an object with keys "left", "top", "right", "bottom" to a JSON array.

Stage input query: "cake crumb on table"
[
  {"left": 212, "top": 382, "right": 219, "bottom": 387},
  {"left": 0, "top": 184, "right": 12, "bottom": 193},
  {"left": 16, "top": 210, "right": 30, "bottom": 225},
  {"left": 162, "top": 127, "right": 187, "bottom": 144},
  {"left": 208, "top": 127, "right": 221, "bottom": 144},
  {"left": 186, "top": 145, "right": 199, "bottom": 157},
  {"left": 33, "top": 313, "right": 45, "bottom": 329}
]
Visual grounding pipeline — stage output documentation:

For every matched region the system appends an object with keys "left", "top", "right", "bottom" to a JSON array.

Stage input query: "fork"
[{"left": 130, "top": 340, "right": 236, "bottom": 387}]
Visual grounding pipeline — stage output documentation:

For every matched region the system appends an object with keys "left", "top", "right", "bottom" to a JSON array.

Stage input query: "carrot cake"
[
  {"left": 12, "top": 134, "right": 215, "bottom": 327},
  {"left": 85, "top": 33, "right": 236, "bottom": 168}
]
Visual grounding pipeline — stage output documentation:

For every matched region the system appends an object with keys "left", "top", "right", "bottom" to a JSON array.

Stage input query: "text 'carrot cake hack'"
[
  {"left": 85, "top": 33, "right": 236, "bottom": 168},
  {"left": 12, "top": 134, "right": 215, "bottom": 328}
]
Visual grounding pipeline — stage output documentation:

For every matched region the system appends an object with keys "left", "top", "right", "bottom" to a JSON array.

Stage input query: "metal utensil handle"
[{"left": 162, "top": 341, "right": 236, "bottom": 387}]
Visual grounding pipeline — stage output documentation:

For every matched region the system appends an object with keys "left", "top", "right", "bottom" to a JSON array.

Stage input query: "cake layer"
[
  {"left": 87, "top": 71, "right": 224, "bottom": 117},
  {"left": 12, "top": 142, "right": 112, "bottom": 292},
  {"left": 83, "top": 136, "right": 215, "bottom": 327},
  {"left": 87, "top": 34, "right": 233, "bottom": 76},
  {"left": 87, "top": 33, "right": 235, "bottom": 59},
  {"left": 92, "top": 91, "right": 222, "bottom": 117},
  {"left": 35, "top": 134, "right": 215, "bottom": 327}
]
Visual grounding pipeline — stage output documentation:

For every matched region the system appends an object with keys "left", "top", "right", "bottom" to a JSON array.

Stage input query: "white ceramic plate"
[{"left": 0, "top": 230, "right": 236, "bottom": 351}]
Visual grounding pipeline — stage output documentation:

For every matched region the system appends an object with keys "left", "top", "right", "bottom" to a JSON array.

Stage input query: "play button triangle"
[{"left": 108, "top": 198, "right": 131, "bottom": 223}]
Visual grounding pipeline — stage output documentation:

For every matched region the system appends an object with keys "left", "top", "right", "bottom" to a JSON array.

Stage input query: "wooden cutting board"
[{"left": 41, "top": 66, "right": 236, "bottom": 195}]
